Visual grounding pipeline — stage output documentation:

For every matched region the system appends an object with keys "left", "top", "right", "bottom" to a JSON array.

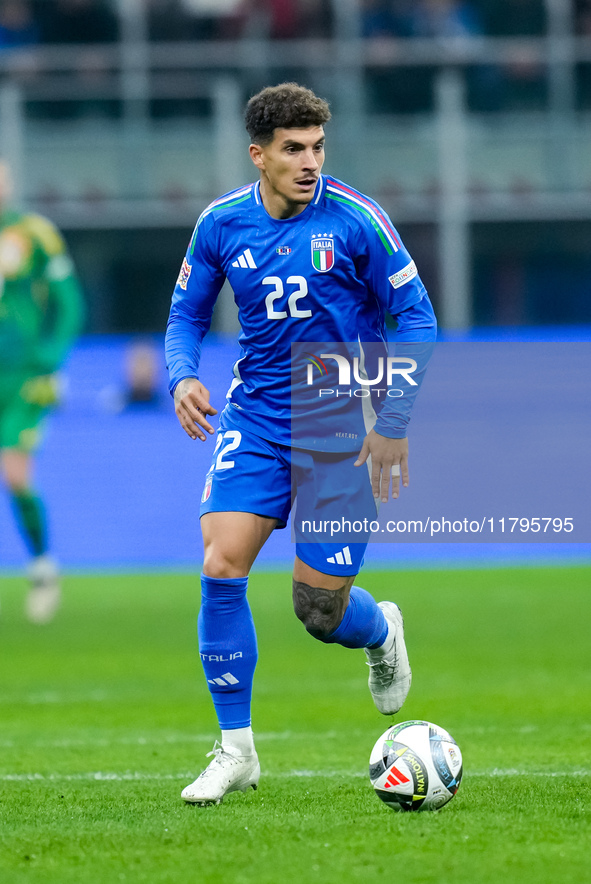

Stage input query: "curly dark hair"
[{"left": 244, "top": 83, "right": 331, "bottom": 145}]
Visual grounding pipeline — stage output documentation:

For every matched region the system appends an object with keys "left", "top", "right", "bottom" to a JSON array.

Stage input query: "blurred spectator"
[
  {"left": 238, "top": 0, "right": 303, "bottom": 40},
  {"left": 147, "top": 0, "right": 199, "bottom": 40},
  {"left": 364, "top": 0, "right": 510, "bottom": 113},
  {"left": 477, "top": 0, "right": 546, "bottom": 110},
  {"left": 37, "top": 0, "right": 118, "bottom": 44},
  {"left": 408, "top": 0, "right": 505, "bottom": 111},
  {"left": 576, "top": 0, "right": 591, "bottom": 34},
  {"left": 479, "top": 0, "right": 546, "bottom": 36},
  {"left": 407, "top": 0, "right": 482, "bottom": 38},
  {"left": 361, "top": 0, "right": 408, "bottom": 38},
  {"left": 0, "top": 0, "right": 39, "bottom": 51},
  {"left": 124, "top": 340, "right": 162, "bottom": 406},
  {"left": 32, "top": 0, "right": 119, "bottom": 120},
  {"left": 298, "top": 0, "right": 332, "bottom": 38},
  {"left": 99, "top": 340, "right": 163, "bottom": 412},
  {"left": 150, "top": 0, "right": 331, "bottom": 42},
  {"left": 576, "top": 1, "right": 591, "bottom": 108},
  {"left": 181, "top": 0, "right": 244, "bottom": 39}
]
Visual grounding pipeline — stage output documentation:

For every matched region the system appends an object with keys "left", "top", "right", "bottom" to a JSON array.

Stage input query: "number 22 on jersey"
[{"left": 263, "top": 276, "right": 311, "bottom": 320}]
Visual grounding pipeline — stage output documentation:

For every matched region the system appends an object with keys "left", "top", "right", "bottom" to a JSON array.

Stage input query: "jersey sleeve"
[
  {"left": 26, "top": 215, "right": 84, "bottom": 373},
  {"left": 373, "top": 296, "right": 437, "bottom": 438},
  {"left": 353, "top": 203, "right": 427, "bottom": 318},
  {"left": 352, "top": 204, "right": 437, "bottom": 438},
  {"left": 165, "top": 212, "right": 226, "bottom": 394}
]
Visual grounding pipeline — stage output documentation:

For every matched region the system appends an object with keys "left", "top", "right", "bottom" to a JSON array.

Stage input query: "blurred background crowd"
[
  {"left": 0, "top": 0, "right": 590, "bottom": 334},
  {"left": 1, "top": 1, "right": 591, "bottom": 46}
]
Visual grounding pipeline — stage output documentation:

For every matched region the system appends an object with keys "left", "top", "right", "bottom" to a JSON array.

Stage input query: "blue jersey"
[{"left": 166, "top": 174, "right": 436, "bottom": 450}]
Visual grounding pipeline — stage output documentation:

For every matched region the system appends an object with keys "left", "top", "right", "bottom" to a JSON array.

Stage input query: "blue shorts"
[{"left": 199, "top": 415, "right": 377, "bottom": 577}]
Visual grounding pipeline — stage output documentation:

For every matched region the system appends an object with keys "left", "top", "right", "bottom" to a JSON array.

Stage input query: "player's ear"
[{"left": 249, "top": 143, "right": 265, "bottom": 171}]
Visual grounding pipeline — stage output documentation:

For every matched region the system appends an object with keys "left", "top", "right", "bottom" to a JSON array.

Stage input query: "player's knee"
[
  {"left": 4, "top": 473, "right": 33, "bottom": 497},
  {"left": 1, "top": 452, "right": 31, "bottom": 491},
  {"left": 202, "top": 547, "right": 248, "bottom": 580},
  {"left": 292, "top": 579, "right": 348, "bottom": 641},
  {"left": 4, "top": 472, "right": 30, "bottom": 494}
]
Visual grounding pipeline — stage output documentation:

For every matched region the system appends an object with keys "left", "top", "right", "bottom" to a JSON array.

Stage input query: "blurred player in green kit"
[{"left": 0, "top": 159, "right": 83, "bottom": 622}]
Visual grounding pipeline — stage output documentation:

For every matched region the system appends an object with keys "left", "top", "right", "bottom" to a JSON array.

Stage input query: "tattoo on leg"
[{"left": 292, "top": 580, "right": 350, "bottom": 640}]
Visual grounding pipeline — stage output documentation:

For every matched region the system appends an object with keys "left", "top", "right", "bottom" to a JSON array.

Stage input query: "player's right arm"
[
  {"left": 174, "top": 377, "right": 217, "bottom": 441},
  {"left": 165, "top": 212, "right": 225, "bottom": 440}
]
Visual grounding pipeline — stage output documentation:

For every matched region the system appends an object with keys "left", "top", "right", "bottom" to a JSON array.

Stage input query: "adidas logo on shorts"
[{"left": 326, "top": 546, "right": 352, "bottom": 566}]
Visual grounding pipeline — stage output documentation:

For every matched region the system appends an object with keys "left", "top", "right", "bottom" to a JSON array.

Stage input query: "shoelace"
[
  {"left": 366, "top": 651, "right": 399, "bottom": 685},
  {"left": 198, "top": 742, "right": 241, "bottom": 779}
]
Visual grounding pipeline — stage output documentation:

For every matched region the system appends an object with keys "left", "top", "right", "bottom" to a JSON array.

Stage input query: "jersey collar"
[
  {"left": 312, "top": 174, "right": 327, "bottom": 205},
  {"left": 253, "top": 175, "right": 327, "bottom": 217}
]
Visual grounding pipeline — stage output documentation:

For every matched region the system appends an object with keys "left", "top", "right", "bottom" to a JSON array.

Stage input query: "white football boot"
[
  {"left": 365, "top": 601, "right": 412, "bottom": 715},
  {"left": 26, "top": 555, "right": 61, "bottom": 624},
  {"left": 181, "top": 742, "right": 260, "bottom": 805}
]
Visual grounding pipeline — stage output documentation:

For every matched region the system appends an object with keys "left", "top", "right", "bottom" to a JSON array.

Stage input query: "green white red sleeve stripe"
[
  {"left": 190, "top": 184, "right": 254, "bottom": 252},
  {"left": 325, "top": 178, "right": 401, "bottom": 255}
]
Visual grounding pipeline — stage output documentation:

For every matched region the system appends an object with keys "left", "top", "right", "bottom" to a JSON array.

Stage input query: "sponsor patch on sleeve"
[
  {"left": 388, "top": 259, "right": 417, "bottom": 289},
  {"left": 177, "top": 257, "right": 192, "bottom": 290}
]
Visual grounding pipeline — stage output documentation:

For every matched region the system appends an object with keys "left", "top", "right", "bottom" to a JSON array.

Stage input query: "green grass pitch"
[{"left": 0, "top": 565, "right": 589, "bottom": 884}]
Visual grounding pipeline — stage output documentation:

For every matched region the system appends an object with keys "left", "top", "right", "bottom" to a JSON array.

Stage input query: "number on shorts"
[{"left": 213, "top": 430, "right": 242, "bottom": 471}]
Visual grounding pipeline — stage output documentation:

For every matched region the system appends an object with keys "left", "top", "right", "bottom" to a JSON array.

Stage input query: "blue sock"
[
  {"left": 323, "top": 586, "right": 388, "bottom": 649},
  {"left": 198, "top": 575, "right": 257, "bottom": 730}
]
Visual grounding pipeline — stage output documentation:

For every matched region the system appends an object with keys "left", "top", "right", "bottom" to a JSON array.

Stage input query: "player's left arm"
[
  {"left": 355, "top": 298, "right": 436, "bottom": 501},
  {"left": 354, "top": 213, "right": 437, "bottom": 501},
  {"left": 27, "top": 215, "right": 85, "bottom": 376}
]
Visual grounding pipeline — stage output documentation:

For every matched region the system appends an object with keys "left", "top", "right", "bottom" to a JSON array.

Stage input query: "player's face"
[{"left": 250, "top": 126, "right": 325, "bottom": 219}]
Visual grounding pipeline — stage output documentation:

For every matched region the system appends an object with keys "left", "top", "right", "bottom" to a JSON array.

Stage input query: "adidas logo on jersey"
[
  {"left": 326, "top": 546, "right": 353, "bottom": 566},
  {"left": 232, "top": 248, "right": 257, "bottom": 269},
  {"left": 207, "top": 672, "right": 239, "bottom": 686}
]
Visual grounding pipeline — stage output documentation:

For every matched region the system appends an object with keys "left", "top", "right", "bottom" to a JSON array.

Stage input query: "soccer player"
[
  {"left": 166, "top": 83, "right": 437, "bottom": 805},
  {"left": 0, "top": 159, "right": 83, "bottom": 622}
]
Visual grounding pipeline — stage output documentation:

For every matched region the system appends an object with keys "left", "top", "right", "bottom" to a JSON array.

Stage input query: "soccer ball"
[{"left": 369, "top": 720, "right": 463, "bottom": 811}]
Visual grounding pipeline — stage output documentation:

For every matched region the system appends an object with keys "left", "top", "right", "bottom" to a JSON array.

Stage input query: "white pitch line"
[
  {"left": 0, "top": 769, "right": 589, "bottom": 783},
  {"left": 5, "top": 724, "right": 589, "bottom": 751},
  {"left": 0, "top": 731, "right": 340, "bottom": 750},
  {"left": 0, "top": 691, "right": 111, "bottom": 705}
]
